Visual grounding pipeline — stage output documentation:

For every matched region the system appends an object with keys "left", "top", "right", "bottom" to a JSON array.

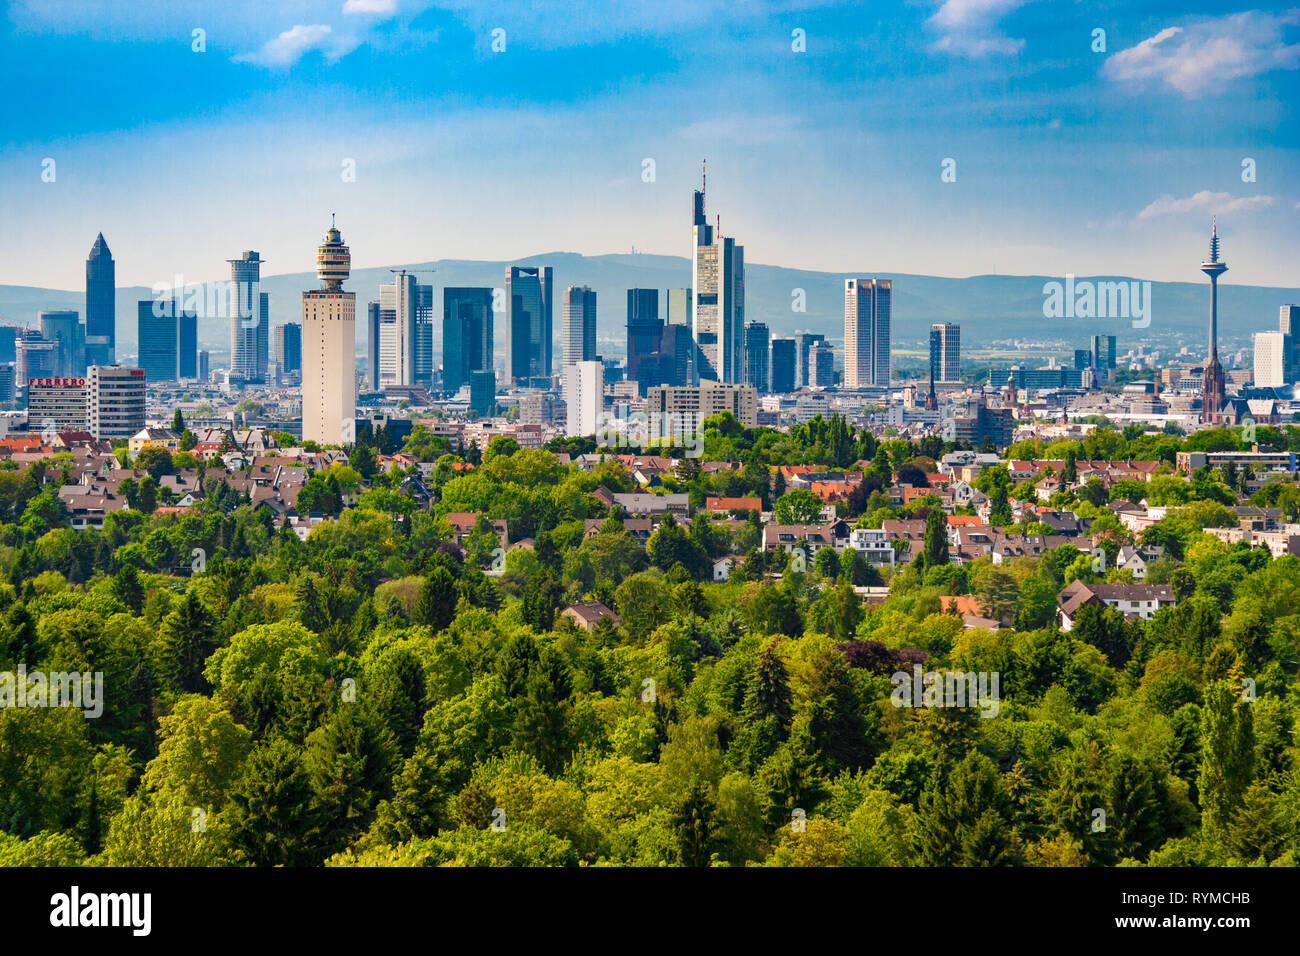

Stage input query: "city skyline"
[{"left": 4, "top": 2, "right": 1298, "bottom": 292}]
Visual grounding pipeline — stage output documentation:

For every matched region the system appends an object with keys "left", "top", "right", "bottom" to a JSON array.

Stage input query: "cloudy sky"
[{"left": 1, "top": 0, "right": 1297, "bottom": 290}]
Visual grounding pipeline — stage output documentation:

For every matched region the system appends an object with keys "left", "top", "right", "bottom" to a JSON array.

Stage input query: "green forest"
[{"left": 0, "top": 416, "right": 1297, "bottom": 867}]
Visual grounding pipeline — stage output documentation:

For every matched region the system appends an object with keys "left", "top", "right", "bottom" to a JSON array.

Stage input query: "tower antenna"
[{"left": 702, "top": 159, "right": 706, "bottom": 197}]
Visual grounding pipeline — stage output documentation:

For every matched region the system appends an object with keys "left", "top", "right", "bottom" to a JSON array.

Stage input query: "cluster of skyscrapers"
[{"left": 3, "top": 165, "right": 931, "bottom": 447}]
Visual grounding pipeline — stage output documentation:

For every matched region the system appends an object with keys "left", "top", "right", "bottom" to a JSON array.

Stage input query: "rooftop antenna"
[
  {"left": 702, "top": 158, "right": 706, "bottom": 197},
  {"left": 331, "top": 212, "right": 335, "bottom": 228}
]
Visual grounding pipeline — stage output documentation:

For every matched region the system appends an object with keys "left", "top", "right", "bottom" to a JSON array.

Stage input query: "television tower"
[{"left": 1200, "top": 217, "right": 1227, "bottom": 423}]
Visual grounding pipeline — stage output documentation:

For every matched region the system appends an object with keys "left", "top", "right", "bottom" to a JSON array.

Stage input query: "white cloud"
[
  {"left": 1103, "top": 10, "right": 1300, "bottom": 96},
  {"left": 1137, "top": 189, "right": 1275, "bottom": 221},
  {"left": 927, "top": 0, "right": 1031, "bottom": 57},
  {"left": 235, "top": 24, "right": 357, "bottom": 67},
  {"left": 343, "top": 0, "right": 396, "bottom": 13}
]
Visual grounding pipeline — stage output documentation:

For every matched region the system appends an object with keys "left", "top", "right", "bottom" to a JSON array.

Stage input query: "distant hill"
[{"left": 3, "top": 252, "right": 1295, "bottom": 360}]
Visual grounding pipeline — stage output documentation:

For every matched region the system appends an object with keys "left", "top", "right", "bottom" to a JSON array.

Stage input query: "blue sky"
[{"left": 1, "top": 0, "right": 1297, "bottom": 290}]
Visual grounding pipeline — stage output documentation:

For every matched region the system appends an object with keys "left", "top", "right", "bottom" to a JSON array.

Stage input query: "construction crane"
[{"left": 389, "top": 268, "right": 436, "bottom": 278}]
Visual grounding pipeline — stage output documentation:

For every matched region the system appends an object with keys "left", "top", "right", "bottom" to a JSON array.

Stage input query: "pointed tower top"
[
  {"left": 89, "top": 232, "right": 112, "bottom": 258},
  {"left": 1202, "top": 216, "right": 1227, "bottom": 272}
]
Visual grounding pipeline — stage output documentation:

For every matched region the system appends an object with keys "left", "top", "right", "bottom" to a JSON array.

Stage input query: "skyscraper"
[
  {"left": 443, "top": 288, "right": 493, "bottom": 394},
  {"left": 301, "top": 221, "right": 356, "bottom": 445},
  {"left": 1279, "top": 305, "right": 1300, "bottom": 372},
  {"left": 16, "top": 329, "right": 57, "bottom": 383},
  {"left": 1090, "top": 334, "right": 1116, "bottom": 383},
  {"left": 366, "top": 302, "right": 381, "bottom": 390},
  {"left": 469, "top": 369, "right": 496, "bottom": 417},
  {"left": 378, "top": 271, "right": 424, "bottom": 388},
  {"left": 930, "top": 323, "right": 960, "bottom": 383},
  {"left": 563, "top": 286, "right": 598, "bottom": 371},
  {"left": 564, "top": 360, "right": 604, "bottom": 437},
  {"left": 1200, "top": 219, "right": 1228, "bottom": 423},
  {"left": 810, "top": 344, "right": 835, "bottom": 387},
  {"left": 229, "top": 251, "right": 267, "bottom": 383},
  {"left": 414, "top": 283, "right": 435, "bottom": 387},
  {"left": 658, "top": 324, "right": 698, "bottom": 388},
  {"left": 39, "top": 311, "right": 84, "bottom": 378},
  {"left": 85, "top": 233, "right": 115, "bottom": 366},
  {"left": 770, "top": 337, "right": 796, "bottom": 394},
  {"left": 797, "top": 332, "right": 826, "bottom": 388},
  {"left": 275, "top": 322, "right": 303, "bottom": 375},
  {"left": 626, "top": 288, "right": 663, "bottom": 394},
  {"left": 744, "top": 321, "right": 770, "bottom": 393},
  {"left": 137, "top": 299, "right": 197, "bottom": 382},
  {"left": 505, "top": 265, "right": 553, "bottom": 384},
  {"left": 1254, "top": 330, "right": 1290, "bottom": 388},
  {"left": 691, "top": 163, "right": 744, "bottom": 382},
  {"left": 668, "top": 288, "right": 691, "bottom": 328},
  {"left": 844, "top": 278, "right": 891, "bottom": 388}
]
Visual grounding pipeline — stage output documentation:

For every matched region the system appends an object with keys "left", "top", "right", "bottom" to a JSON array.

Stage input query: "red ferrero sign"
[{"left": 28, "top": 377, "right": 86, "bottom": 388}]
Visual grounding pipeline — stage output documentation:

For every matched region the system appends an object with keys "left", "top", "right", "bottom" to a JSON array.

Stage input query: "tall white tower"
[{"left": 301, "top": 219, "right": 356, "bottom": 445}]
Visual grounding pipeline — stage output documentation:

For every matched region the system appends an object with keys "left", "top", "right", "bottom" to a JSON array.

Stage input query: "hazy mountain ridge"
[{"left": 3, "top": 252, "right": 1295, "bottom": 357}]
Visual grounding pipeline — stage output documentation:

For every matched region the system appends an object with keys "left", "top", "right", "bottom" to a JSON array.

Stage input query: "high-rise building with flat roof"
[
  {"left": 87, "top": 365, "right": 146, "bottom": 440},
  {"left": 275, "top": 322, "right": 303, "bottom": 375},
  {"left": 564, "top": 360, "right": 604, "bottom": 437},
  {"left": 691, "top": 163, "right": 744, "bottom": 382},
  {"left": 626, "top": 288, "right": 663, "bottom": 395},
  {"left": 137, "top": 299, "right": 197, "bottom": 382},
  {"left": 39, "top": 311, "right": 84, "bottom": 379},
  {"left": 469, "top": 369, "right": 496, "bottom": 417},
  {"left": 744, "top": 321, "right": 770, "bottom": 393},
  {"left": 647, "top": 380, "right": 758, "bottom": 443},
  {"left": 229, "top": 251, "right": 267, "bottom": 383},
  {"left": 16, "top": 329, "right": 57, "bottom": 385},
  {"left": 810, "top": 344, "right": 835, "bottom": 387},
  {"left": 366, "top": 302, "right": 380, "bottom": 390},
  {"left": 668, "top": 288, "right": 691, "bottom": 328},
  {"left": 1279, "top": 305, "right": 1300, "bottom": 372},
  {"left": 414, "top": 283, "right": 435, "bottom": 387},
  {"left": 797, "top": 333, "right": 826, "bottom": 388},
  {"left": 85, "top": 233, "right": 115, "bottom": 366},
  {"left": 844, "top": 278, "right": 890, "bottom": 388},
  {"left": 930, "top": 323, "right": 960, "bottom": 383},
  {"left": 770, "top": 337, "right": 796, "bottom": 393},
  {"left": 443, "top": 287, "right": 493, "bottom": 394},
  {"left": 659, "top": 324, "right": 698, "bottom": 388},
  {"left": 27, "top": 376, "right": 88, "bottom": 433},
  {"left": 1254, "top": 330, "right": 1290, "bottom": 388},
  {"left": 563, "top": 286, "right": 598, "bottom": 371},
  {"left": 505, "top": 266, "right": 553, "bottom": 384},
  {"left": 301, "top": 222, "right": 356, "bottom": 445},
  {"left": 378, "top": 272, "right": 431, "bottom": 388}
]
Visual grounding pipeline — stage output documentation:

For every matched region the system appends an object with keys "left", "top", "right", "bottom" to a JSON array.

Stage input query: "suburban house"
[
  {"left": 611, "top": 492, "right": 690, "bottom": 519},
  {"left": 562, "top": 601, "right": 621, "bottom": 633},
  {"left": 1056, "top": 580, "right": 1177, "bottom": 631},
  {"left": 1115, "top": 545, "right": 1165, "bottom": 580},
  {"left": 445, "top": 512, "right": 509, "bottom": 550},
  {"left": 848, "top": 527, "right": 897, "bottom": 568}
]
